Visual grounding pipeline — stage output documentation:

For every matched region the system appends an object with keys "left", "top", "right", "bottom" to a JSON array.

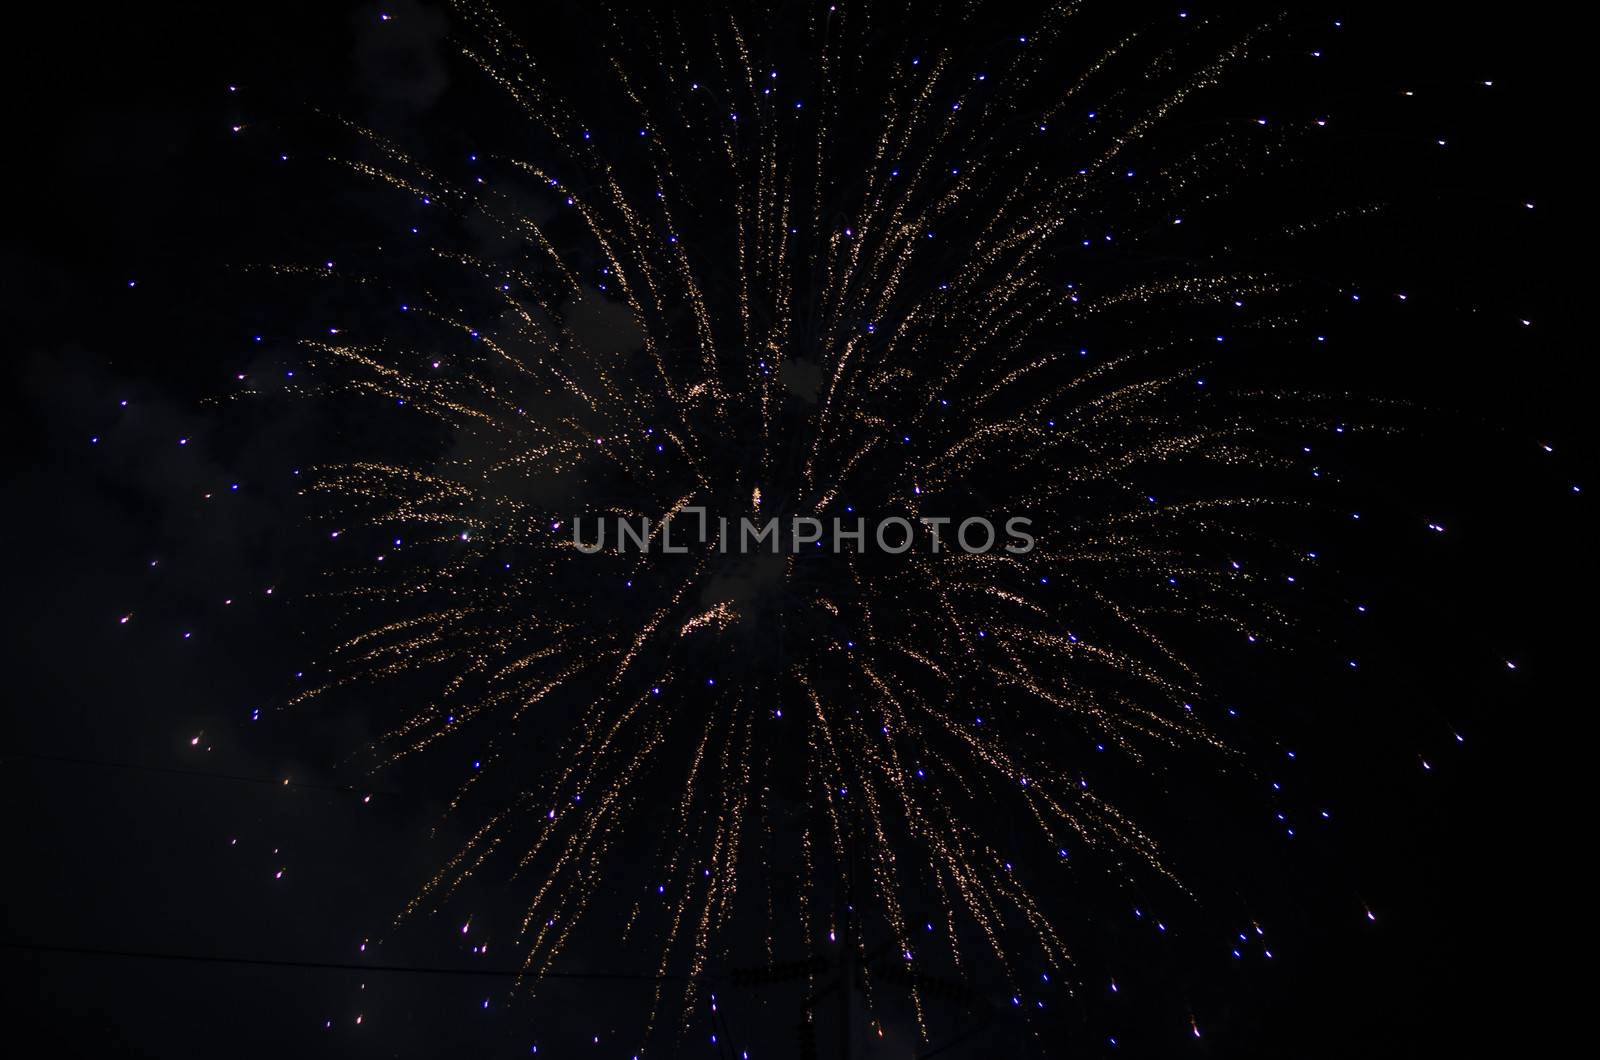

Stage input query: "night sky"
[{"left": 2, "top": 2, "right": 1590, "bottom": 1057}]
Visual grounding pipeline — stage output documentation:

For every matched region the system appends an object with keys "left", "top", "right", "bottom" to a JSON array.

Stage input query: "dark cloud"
[
  {"left": 351, "top": 0, "right": 451, "bottom": 111},
  {"left": 782, "top": 355, "right": 824, "bottom": 403},
  {"left": 699, "top": 548, "right": 788, "bottom": 610}
]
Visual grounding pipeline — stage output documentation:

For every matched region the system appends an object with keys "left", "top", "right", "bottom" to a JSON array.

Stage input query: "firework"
[{"left": 259, "top": 0, "right": 1366, "bottom": 1045}]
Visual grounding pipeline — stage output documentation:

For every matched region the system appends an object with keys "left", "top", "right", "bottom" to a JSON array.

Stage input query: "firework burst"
[{"left": 257, "top": 0, "right": 1365, "bottom": 1044}]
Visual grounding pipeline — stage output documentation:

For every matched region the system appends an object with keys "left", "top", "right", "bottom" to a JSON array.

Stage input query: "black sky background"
[{"left": 2, "top": 2, "right": 1592, "bottom": 1057}]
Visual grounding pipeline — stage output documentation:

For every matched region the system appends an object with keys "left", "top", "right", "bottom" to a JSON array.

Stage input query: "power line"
[
  {"left": 9, "top": 755, "right": 1009, "bottom": 1052},
  {"left": 5, "top": 939, "right": 693, "bottom": 983}
]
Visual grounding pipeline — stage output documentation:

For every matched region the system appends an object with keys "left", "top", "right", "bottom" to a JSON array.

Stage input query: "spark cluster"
[{"left": 230, "top": 0, "right": 1429, "bottom": 1047}]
